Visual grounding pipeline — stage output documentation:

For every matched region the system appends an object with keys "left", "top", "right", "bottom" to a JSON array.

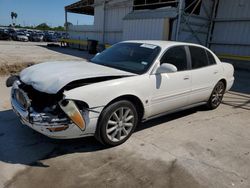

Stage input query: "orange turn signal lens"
[{"left": 59, "top": 100, "right": 86, "bottom": 131}]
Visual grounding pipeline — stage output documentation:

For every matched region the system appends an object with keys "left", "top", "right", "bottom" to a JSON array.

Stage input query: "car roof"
[{"left": 122, "top": 40, "right": 206, "bottom": 50}]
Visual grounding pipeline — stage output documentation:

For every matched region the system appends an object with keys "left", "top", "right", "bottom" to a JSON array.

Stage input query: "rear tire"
[
  {"left": 207, "top": 81, "right": 225, "bottom": 110},
  {"left": 95, "top": 100, "right": 138, "bottom": 146}
]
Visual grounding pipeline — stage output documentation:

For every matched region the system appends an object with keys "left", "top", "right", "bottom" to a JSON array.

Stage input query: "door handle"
[
  {"left": 183, "top": 76, "right": 190, "bottom": 80},
  {"left": 214, "top": 70, "right": 218, "bottom": 74}
]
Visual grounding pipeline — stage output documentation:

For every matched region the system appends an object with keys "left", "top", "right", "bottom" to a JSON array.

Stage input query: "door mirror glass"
[{"left": 156, "top": 63, "right": 177, "bottom": 74}]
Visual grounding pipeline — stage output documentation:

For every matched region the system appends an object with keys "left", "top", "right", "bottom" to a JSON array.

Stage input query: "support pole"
[
  {"left": 102, "top": 0, "right": 107, "bottom": 44},
  {"left": 65, "top": 9, "right": 68, "bottom": 32},
  {"left": 175, "top": 0, "right": 184, "bottom": 41},
  {"left": 206, "top": 0, "right": 219, "bottom": 47}
]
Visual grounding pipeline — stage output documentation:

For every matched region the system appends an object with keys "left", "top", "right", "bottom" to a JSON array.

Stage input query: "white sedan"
[{"left": 7, "top": 41, "right": 234, "bottom": 146}]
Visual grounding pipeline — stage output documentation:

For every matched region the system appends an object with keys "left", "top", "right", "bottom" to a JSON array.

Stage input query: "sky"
[{"left": 0, "top": 0, "right": 94, "bottom": 27}]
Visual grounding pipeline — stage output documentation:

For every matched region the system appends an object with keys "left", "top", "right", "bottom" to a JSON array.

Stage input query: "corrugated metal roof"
[{"left": 123, "top": 7, "right": 177, "bottom": 20}]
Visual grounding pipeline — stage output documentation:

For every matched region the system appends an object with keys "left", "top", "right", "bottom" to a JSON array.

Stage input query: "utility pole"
[
  {"left": 175, "top": 0, "right": 184, "bottom": 41},
  {"left": 65, "top": 9, "right": 68, "bottom": 32},
  {"left": 102, "top": 0, "right": 107, "bottom": 44}
]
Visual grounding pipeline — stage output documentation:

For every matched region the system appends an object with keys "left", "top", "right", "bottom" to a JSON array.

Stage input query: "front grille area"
[{"left": 17, "top": 82, "right": 64, "bottom": 113}]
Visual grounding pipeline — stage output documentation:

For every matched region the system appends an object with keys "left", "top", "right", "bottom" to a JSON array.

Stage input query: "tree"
[
  {"left": 11, "top": 12, "right": 14, "bottom": 25},
  {"left": 35, "top": 23, "right": 51, "bottom": 30},
  {"left": 14, "top": 13, "right": 18, "bottom": 23},
  {"left": 53, "top": 26, "right": 65, "bottom": 31},
  {"left": 11, "top": 12, "right": 18, "bottom": 26},
  {"left": 64, "top": 22, "right": 73, "bottom": 28}
]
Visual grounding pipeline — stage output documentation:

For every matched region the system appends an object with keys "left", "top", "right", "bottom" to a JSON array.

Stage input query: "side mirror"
[
  {"left": 6, "top": 75, "right": 19, "bottom": 87},
  {"left": 156, "top": 63, "right": 177, "bottom": 74}
]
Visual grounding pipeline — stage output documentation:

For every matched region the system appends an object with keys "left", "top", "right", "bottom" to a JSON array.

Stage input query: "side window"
[
  {"left": 206, "top": 50, "right": 217, "bottom": 65},
  {"left": 160, "top": 46, "right": 187, "bottom": 71},
  {"left": 189, "top": 46, "right": 209, "bottom": 69}
]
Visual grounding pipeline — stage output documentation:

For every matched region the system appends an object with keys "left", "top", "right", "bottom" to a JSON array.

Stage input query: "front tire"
[
  {"left": 207, "top": 81, "right": 226, "bottom": 110},
  {"left": 95, "top": 100, "right": 138, "bottom": 146}
]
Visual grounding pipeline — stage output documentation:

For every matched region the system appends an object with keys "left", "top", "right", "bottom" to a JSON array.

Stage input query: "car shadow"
[
  {"left": 222, "top": 92, "right": 250, "bottom": 110},
  {"left": 221, "top": 69, "right": 250, "bottom": 110},
  {"left": 0, "top": 109, "right": 104, "bottom": 167},
  {"left": 136, "top": 107, "right": 198, "bottom": 132},
  {"left": 0, "top": 106, "right": 199, "bottom": 167}
]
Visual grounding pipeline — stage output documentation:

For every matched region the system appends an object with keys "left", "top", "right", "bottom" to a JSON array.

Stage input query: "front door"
[{"left": 149, "top": 45, "right": 192, "bottom": 117}]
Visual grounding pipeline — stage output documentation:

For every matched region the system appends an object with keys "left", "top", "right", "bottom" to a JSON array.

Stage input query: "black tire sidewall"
[{"left": 97, "top": 100, "right": 138, "bottom": 146}]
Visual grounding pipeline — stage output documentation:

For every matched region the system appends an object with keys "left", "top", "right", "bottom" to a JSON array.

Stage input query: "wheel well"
[
  {"left": 219, "top": 79, "right": 227, "bottom": 88},
  {"left": 105, "top": 95, "right": 145, "bottom": 121}
]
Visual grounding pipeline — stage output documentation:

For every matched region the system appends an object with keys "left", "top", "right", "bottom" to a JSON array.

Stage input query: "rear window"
[
  {"left": 189, "top": 46, "right": 208, "bottom": 69},
  {"left": 206, "top": 51, "right": 217, "bottom": 65}
]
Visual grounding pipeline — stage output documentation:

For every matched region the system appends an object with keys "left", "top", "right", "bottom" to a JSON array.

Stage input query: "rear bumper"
[{"left": 11, "top": 82, "right": 98, "bottom": 139}]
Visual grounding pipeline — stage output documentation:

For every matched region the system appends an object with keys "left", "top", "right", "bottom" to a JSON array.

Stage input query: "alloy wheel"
[{"left": 106, "top": 107, "right": 134, "bottom": 142}]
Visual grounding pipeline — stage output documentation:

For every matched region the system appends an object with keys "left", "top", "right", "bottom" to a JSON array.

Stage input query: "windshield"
[{"left": 91, "top": 42, "right": 161, "bottom": 74}]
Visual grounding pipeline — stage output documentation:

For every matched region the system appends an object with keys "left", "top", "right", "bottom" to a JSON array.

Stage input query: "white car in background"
[
  {"left": 14, "top": 32, "right": 29, "bottom": 42},
  {"left": 7, "top": 41, "right": 234, "bottom": 146}
]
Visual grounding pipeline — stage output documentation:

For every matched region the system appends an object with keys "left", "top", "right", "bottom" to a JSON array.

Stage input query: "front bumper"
[{"left": 11, "top": 82, "right": 98, "bottom": 139}]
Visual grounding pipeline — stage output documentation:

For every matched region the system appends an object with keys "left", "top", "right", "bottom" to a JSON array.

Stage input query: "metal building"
[
  {"left": 65, "top": 0, "right": 250, "bottom": 68},
  {"left": 209, "top": 0, "right": 250, "bottom": 62}
]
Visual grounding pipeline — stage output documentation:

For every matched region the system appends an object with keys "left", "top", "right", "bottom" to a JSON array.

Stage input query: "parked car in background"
[
  {"left": 0, "top": 29, "right": 10, "bottom": 40},
  {"left": 7, "top": 28, "right": 16, "bottom": 39},
  {"left": 45, "top": 34, "right": 58, "bottom": 42},
  {"left": 7, "top": 41, "right": 235, "bottom": 146},
  {"left": 27, "top": 30, "right": 33, "bottom": 36},
  {"left": 13, "top": 32, "right": 29, "bottom": 42},
  {"left": 61, "top": 32, "right": 69, "bottom": 39},
  {"left": 54, "top": 32, "right": 61, "bottom": 39},
  {"left": 31, "top": 33, "right": 44, "bottom": 42},
  {"left": 27, "top": 31, "right": 35, "bottom": 41}
]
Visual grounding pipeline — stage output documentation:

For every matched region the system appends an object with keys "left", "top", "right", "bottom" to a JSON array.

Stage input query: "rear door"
[{"left": 188, "top": 46, "right": 222, "bottom": 104}]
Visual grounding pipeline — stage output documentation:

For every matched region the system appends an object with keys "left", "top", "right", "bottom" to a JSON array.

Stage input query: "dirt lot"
[
  {"left": 0, "top": 41, "right": 250, "bottom": 188},
  {"left": 0, "top": 41, "right": 93, "bottom": 75}
]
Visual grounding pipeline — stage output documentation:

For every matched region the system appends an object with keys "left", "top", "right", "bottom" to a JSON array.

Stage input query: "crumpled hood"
[{"left": 20, "top": 61, "right": 135, "bottom": 94}]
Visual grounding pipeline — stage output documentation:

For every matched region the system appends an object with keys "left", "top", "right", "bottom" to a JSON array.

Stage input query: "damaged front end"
[{"left": 10, "top": 78, "right": 91, "bottom": 139}]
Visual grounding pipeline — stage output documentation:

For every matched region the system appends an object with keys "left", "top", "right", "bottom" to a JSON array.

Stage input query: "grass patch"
[{"left": 0, "top": 62, "right": 34, "bottom": 76}]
